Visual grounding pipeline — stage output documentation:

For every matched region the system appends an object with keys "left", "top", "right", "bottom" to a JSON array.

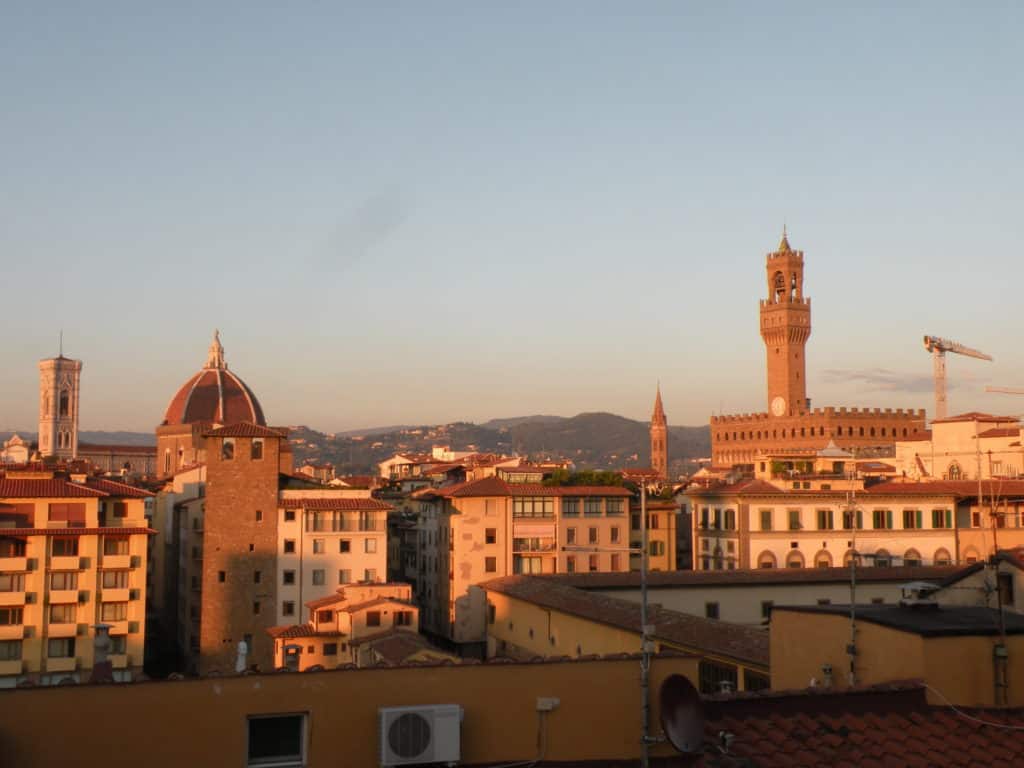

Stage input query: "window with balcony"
[
  {"left": 101, "top": 603, "right": 128, "bottom": 622},
  {"left": 0, "top": 607, "right": 23, "bottom": 626},
  {"left": 103, "top": 536, "right": 129, "bottom": 556},
  {"left": 606, "top": 499, "right": 624, "bottom": 516},
  {"left": 52, "top": 538, "right": 79, "bottom": 557},
  {"left": 0, "top": 539, "right": 26, "bottom": 558},
  {"left": 563, "top": 499, "right": 580, "bottom": 516},
  {"left": 49, "top": 572, "right": 77, "bottom": 591},
  {"left": 932, "top": 509, "right": 953, "bottom": 529},
  {"left": 47, "top": 637, "right": 75, "bottom": 659},
  {"left": 49, "top": 603, "right": 76, "bottom": 623},
  {"left": 903, "top": 510, "right": 923, "bottom": 530},
  {"left": 513, "top": 497, "right": 555, "bottom": 518},
  {"left": 0, "top": 573, "right": 24, "bottom": 592}
]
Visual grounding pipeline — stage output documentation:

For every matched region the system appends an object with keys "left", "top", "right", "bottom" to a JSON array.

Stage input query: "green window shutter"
[
  {"left": 856, "top": 510, "right": 863, "bottom": 529},
  {"left": 916, "top": 510, "right": 923, "bottom": 530},
  {"left": 946, "top": 509, "right": 953, "bottom": 529},
  {"left": 886, "top": 510, "right": 893, "bottom": 530}
]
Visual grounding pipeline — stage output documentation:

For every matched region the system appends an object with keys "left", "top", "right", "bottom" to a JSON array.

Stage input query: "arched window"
[
  {"left": 933, "top": 548, "right": 952, "bottom": 566},
  {"left": 842, "top": 549, "right": 861, "bottom": 567},
  {"left": 903, "top": 428, "right": 908, "bottom": 437},
  {"left": 59, "top": 390, "right": 70, "bottom": 417},
  {"left": 873, "top": 548, "right": 891, "bottom": 568},
  {"left": 870, "top": 427, "right": 876, "bottom": 437},
  {"left": 903, "top": 548, "right": 922, "bottom": 567},
  {"left": 757, "top": 551, "right": 777, "bottom": 569},
  {"left": 785, "top": 551, "right": 805, "bottom": 569},
  {"left": 947, "top": 462, "right": 963, "bottom": 480},
  {"left": 859, "top": 427, "right": 865, "bottom": 437},
  {"left": 814, "top": 550, "right": 833, "bottom": 569}
]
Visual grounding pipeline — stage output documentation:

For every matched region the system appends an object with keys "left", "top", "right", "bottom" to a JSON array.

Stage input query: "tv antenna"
[{"left": 659, "top": 674, "right": 705, "bottom": 759}]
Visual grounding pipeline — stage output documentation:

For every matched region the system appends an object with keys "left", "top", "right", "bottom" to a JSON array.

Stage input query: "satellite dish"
[{"left": 659, "top": 674, "right": 704, "bottom": 755}]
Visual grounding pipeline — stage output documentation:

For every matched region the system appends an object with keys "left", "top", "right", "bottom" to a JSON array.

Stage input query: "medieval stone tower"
[
  {"left": 38, "top": 353, "right": 83, "bottom": 459},
  {"left": 650, "top": 385, "right": 668, "bottom": 479},
  {"left": 759, "top": 229, "right": 811, "bottom": 418}
]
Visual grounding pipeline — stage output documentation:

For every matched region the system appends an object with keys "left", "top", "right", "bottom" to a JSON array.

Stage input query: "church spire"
[
  {"left": 650, "top": 383, "right": 668, "bottom": 480},
  {"left": 206, "top": 329, "right": 226, "bottom": 369},
  {"left": 652, "top": 382, "right": 666, "bottom": 424},
  {"left": 778, "top": 224, "right": 791, "bottom": 253}
]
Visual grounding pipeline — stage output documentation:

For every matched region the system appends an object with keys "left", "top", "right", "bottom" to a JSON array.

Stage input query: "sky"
[{"left": 2, "top": 2, "right": 1023, "bottom": 433}]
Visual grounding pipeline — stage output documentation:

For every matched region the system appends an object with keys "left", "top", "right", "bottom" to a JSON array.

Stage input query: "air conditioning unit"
[
  {"left": 26, "top": 558, "right": 37, "bottom": 572},
  {"left": 79, "top": 557, "right": 91, "bottom": 569},
  {"left": 130, "top": 556, "right": 142, "bottom": 568},
  {"left": 379, "top": 705, "right": 462, "bottom": 767},
  {"left": 129, "top": 589, "right": 140, "bottom": 601},
  {"left": 24, "top": 592, "right": 36, "bottom": 605},
  {"left": 76, "top": 623, "right": 88, "bottom": 636},
  {"left": 78, "top": 590, "right": 89, "bottom": 604},
  {"left": 23, "top": 626, "right": 34, "bottom": 639},
  {"left": 128, "top": 621, "right": 140, "bottom": 634}
]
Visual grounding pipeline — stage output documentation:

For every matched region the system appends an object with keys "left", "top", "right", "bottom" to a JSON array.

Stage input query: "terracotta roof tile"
[
  {"left": 0, "top": 479, "right": 107, "bottom": 498},
  {"left": 266, "top": 623, "right": 343, "bottom": 639},
  {"left": 0, "top": 528, "right": 154, "bottom": 536},
  {"left": 203, "top": 423, "right": 287, "bottom": 438},
  {"left": 280, "top": 497, "right": 392, "bottom": 511},
  {"left": 85, "top": 478, "right": 154, "bottom": 498}
]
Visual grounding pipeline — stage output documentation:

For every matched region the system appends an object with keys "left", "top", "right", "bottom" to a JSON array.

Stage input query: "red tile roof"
[
  {"left": 304, "top": 591, "right": 346, "bottom": 610},
  {"left": 341, "top": 596, "right": 415, "bottom": 614},
  {"left": 702, "top": 682, "right": 1024, "bottom": 767},
  {"left": 978, "top": 427, "right": 1021, "bottom": 438},
  {"left": 266, "top": 623, "right": 344, "bottom": 640},
  {"left": 0, "top": 479, "right": 107, "bottom": 499},
  {"left": 481, "top": 575, "right": 766, "bottom": 666},
  {"left": 0, "top": 528, "right": 155, "bottom": 536},
  {"left": 203, "top": 423, "right": 287, "bottom": 438},
  {"left": 163, "top": 366, "right": 266, "bottom": 427},
  {"left": 931, "top": 411, "right": 1016, "bottom": 424},
  {"left": 85, "top": 478, "right": 154, "bottom": 499},
  {"left": 280, "top": 497, "right": 392, "bottom": 511},
  {"left": 424, "top": 477, "right": 633, "bottom": 500}
]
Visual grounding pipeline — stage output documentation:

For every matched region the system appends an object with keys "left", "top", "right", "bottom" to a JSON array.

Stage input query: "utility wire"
[{"left": 923, "top": 683, "right": 1024, "bottom": 731}]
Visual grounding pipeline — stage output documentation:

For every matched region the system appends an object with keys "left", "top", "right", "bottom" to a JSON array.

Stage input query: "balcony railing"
[{"left": 304, "top": 518, "right": 385, "bottom": 533}]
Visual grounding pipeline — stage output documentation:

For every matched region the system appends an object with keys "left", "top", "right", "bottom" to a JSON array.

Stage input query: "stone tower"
[
  {"left": 38, "top": 352, "right": 83, "bottom": 459},
  {"left": 650, "top": 384, "right": 668, "bottom": 479},
  {"left": 759, "top": 229, "right": 811, "bottom": 418}
]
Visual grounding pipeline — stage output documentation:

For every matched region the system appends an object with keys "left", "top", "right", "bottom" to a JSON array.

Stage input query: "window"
[
  {"left": 588, "top": 555, "right": 599, "bottom": 572},
  {"left": 365, "top": 539, "right": 377, "bottom": 554},
  {"left": 513, "top": 497, "right": 555, "bottom": 518},
  {"left": 815, "top": 552, "right": 833, "bottom": 568},
  {"left": 364, "top": 568, "right": 377, "bottom": 582},
  {"left": 50, "top": 604, "right": 76, "bottom": 623},
  {"left": 606, "top": 499, "right": 624, "bottom": 516},
  {"left": 104, "top": 537, "right": 129, "bottom": 556},
  {"left": 282, "top": 601, "right": 295, "bottom": 616},
  {"left": 998, "top": 572, "right": 1015, "bottom": 607},
  {"left": 584, "top": 498, "right": 602, "bottom": 516},
  {"left": 902, "top": 510, "right": 923, "bottom": 530},
  {"left": 48, "top": 638, "right": 75, "bottom": 659},
  {"left": 698, "top": 660, "right": 738, "bottom": 695},
  {"left": 218, "top": 571, "right": 226, "bottom": 583},
  {"left": 0, "top": 607, "right": 22, "bottom": 626},
  {"left": 339, "top": 539, "right": 350, "bottom": 553},
  {"left": 761, "top": 601, "right": 773, "bottom": 619},
  {"left": 485, "top": 557, "right": 497, "bottom": 573},
  {"left": 631, "top": 513, "right": 641, "bottom": 531},
  {"left": 934, "top": 548, "right": 952, "bottom": 566},
  {"left": 0, "top": 539, "right": 26, "bottom": 557},
  {"left": 485, "top": 528, "right": 496, "bottom": 544},
  {"left": 283, "top": 570, "right": 296, "bottom": 586},
  {"left": 312, "top": 569, "right": 325, "bottom": 586},
  {"left": 610, "top": 526, "right": 620, "bottom": 543},
  {"left": 101, "top": 602, "right": 127, "bottom": 622},
  {"left": 903, "top": 549, "right": 922, "bottom": 567},
  {"left": 745, "top": 670, "right": 771, "bottom": 692},
  {"left": 247, "top": 713, "right": 305, "bottom": 768},
  {"left": 221, "top": 439, "right": 235, "bottom": 460},
  {"left": 283, "top": 540, "right": 296, "bottom": 554},
  {"left": 588, "top": 527, "right": 598, "bottom": 544},
  {"left": 284, "top": 510, "right": 296, "bottom": 522},
  {"left": 253, "top": 570, "right": 262, "bottom": 584},
  {"left": 566, "top": 556, "right": 576, "bottom": 573},
  {"left": 649, "top": 541, "right": 665, "bottom": 557},
  {"left": 872, "top": 510, "right": 893, "bottom": 530},
  {"left": 816, "top": 509, "right": 833, "bottom": 530},
  {"left": 49, "top": 572, "right": 76, "bottom": 590},
  {"left": 705, "top": 602, "right": 720, "bottom": 619},
  {"left": 785, "top": 551, "right": 804, "bottom": 569},
  {"left": 563, "top": 499, "right": 580, "bottom": 516},
  {"left": 395, "top": 611, "right": 413, "bottom": 626},
  {"left": 842, "top": 509, "right": 862, "bottom": 530},
  {"left": 757, "top": 552, "right": 777, "bottom": 569},
  {"left": 112, "top": 502, "right": 127, "bottom": 519},
  {"left": 317, "top": 610, "right": 333, "bottom": 623},
  {"left": 723, "top": 509, "right": 735, "bottom": 530},
  {"left": 0, "top": 640, "right": 22, "bottom": 661},
  {"left": 760, "top": 509, "right": 773, "bottom": 531},
  {"left": 932, "top": 509, "right": 953, "bottom": 529},
  {"left": 873, "top": 549, "right": 892, "bottom": 567},
  {"left": 52, "top": 538, "right": 79, "bottom": 557},
  {"left": 256, "top": 510, "right": 263, "bottom": 523},
  {"left": 251, "top": 439, "right": 264, "bottom": 460},
  {"left": 366, "top": 611, "right": 381, "bottom": 627},
  {"left": 253, "top": 601, "right": 261, "bottom": 615},
  {"left": 323, "top": 643, "right": 338, "bottom": 656},
  {"left": 610, "top": 554, "right": 621, "bottom": 570},
  {"left": 109, "top": 635, "right": 127, "bottom": 655},
  {"left": 312, "top": 539, "right": 325, "bottom": 555},
  {"left": 787, "top": 510, "right": 801, "bottom": 530},
  {"left": 338, "top": 569, "right": 351, "bottom": 584}
]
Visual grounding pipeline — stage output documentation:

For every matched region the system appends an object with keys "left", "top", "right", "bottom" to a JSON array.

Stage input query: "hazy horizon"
[{"left": 3, "top": 4, "right": 1022, "bottom": 433}]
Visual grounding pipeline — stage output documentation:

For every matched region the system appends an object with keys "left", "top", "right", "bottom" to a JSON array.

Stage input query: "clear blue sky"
[{"left": 2, "top": 3, "right": 1022, "bottom": 433}]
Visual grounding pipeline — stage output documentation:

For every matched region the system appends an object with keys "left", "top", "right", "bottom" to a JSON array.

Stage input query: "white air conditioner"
[{"left": 379, "top": 704, "right": 462, "bottom": 767}]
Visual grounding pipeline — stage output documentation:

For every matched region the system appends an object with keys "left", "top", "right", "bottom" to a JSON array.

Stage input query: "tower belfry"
[
  {"left": 759, "top": 229, "right": 811, "bottom": 417},
  {"left": 39, "top": 346, "right": 83, "bottom": 460},
  {"left": 650, "top": 384, "right": 668, "bottom": 479}
]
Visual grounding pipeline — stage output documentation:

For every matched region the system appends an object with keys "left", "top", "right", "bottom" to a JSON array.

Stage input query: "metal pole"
[{"left": 640, "top": 482, "right": 650, "bottom": 768}]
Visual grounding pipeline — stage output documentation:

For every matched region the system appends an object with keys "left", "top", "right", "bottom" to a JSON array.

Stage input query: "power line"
[{"left": 923, "top": 683, "right": 1024, "bottom": 731}]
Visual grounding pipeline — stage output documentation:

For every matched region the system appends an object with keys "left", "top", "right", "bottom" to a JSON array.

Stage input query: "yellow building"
[
  {"left": 0, "top": 468, "right": 152, "bottom": 686},
  {"left": 630, "top": 498, "right": 679, "bottom": 572},
  {"left": 771, "top": 601, "right": 1024, "bottom": 707},
  {"left": 481, "top": 574, "right": 769, "bottom": 693}
]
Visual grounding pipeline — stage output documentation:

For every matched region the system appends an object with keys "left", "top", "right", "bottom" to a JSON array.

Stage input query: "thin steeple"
[
  {"left": 652, "top": 382, "right": 666, "bottom": 424},
  {"left": 206, "top": 329, "right": 226, "bottom": 369},
  {"left": 778, "top": 224, "right": 791, "bottom": 253}
]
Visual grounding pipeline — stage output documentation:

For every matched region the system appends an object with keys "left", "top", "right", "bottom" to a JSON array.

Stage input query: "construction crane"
[
  {"left": 986, "top": 386, "right": 1024, "bottom": 396},
  {"left": 923, "top": 335, "right": 993, "bottom": 420}
]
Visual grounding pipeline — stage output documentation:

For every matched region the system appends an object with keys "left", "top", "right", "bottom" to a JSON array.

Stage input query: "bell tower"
[
  {"left": 759, "top": 229, "right": 811, "bottom": 417},
  {"left": 39, "top": 349, "right": 83, "bottom": 460},
  {"left": 650, "top": 384, "right": 668, "bottom": 479}
]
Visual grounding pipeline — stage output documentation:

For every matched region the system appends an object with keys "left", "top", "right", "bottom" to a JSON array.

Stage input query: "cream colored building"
[
  {"left": 895, "top": 411, "right": 1023, "bottom": 481},
  {"left": 38, "top": 354, "right": 82, "bottom": 460},
  {"left": 0, "top": 468, "right": 151, "bottom": 686},
  {"left": 414, "top": 477, "right": 633, "bottom": 652}
]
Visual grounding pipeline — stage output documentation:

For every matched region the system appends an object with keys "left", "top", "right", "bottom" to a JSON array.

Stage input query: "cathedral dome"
[{"left": 161, "top": 332, "right": 266, "bottom": 427}]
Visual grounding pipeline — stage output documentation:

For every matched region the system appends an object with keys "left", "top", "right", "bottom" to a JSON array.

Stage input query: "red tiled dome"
[{"left": 161, "top": 332, "right": 266, "bottom": 427}]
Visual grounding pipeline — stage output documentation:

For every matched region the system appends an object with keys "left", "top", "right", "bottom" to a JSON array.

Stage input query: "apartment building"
[
  {"left": 413, "top": 477, "right": 632, "bottom": 653},
  {"left": 0, "top": 468, "right": 152, "bottom": 686}
]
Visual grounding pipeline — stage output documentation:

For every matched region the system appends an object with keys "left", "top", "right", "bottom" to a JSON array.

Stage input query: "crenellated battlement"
[
  {"left": 767, "top": 249, "right": 803, "bottom": 262},
  {"left": 759, "top": 297, "right": 811, "bottom": 310},
  {"left": 711, "top": 406, "right": 926, "bottom": 425}
]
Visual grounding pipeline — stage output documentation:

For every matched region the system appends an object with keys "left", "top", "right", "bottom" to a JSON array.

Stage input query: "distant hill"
[
  {"left": 0, "top": 431, "right": 156, "bottom": 446},
  {"left": 287, "top": 413, "right": 710, "bottom": 478}
]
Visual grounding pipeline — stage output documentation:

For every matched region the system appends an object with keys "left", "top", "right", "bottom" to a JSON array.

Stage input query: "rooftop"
[{"left": 774, "top": 603, "right": 1024, "bottom": 638}]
